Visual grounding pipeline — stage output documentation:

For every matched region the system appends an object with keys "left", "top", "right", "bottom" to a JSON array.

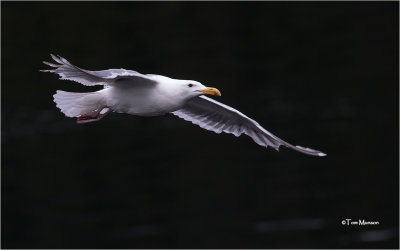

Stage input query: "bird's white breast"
[{"left": 104, "top": 84, "right": 185, "bottom": 116}]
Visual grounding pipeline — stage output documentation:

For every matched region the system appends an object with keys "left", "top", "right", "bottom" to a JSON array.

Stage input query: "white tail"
[{"left": 53, "top": 90, "right": 106, "bottom": 118}]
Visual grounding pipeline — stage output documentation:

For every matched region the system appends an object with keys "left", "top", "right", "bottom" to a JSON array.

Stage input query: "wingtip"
[
  {"left": 43, "top": 60, "right": 60, "bottom": 67},
  {"left": 40, "top": 60, "right": 57, "bottom": 72},
  {"left": 294, "top": 145, "right": 327, "bottom": 157},
  {"left": 50, "top": 53, "right": 63, "bottom": 64}
]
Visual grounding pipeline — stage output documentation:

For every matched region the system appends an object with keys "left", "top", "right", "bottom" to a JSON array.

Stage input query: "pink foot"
[{"left": 77, "top": 107, "right": 111, "bottom": 124}]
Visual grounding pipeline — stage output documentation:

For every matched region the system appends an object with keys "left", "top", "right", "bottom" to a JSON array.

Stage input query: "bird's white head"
[
  {"left": 155, "top": 77, "right": 222, "bottom": 105},
  {"left": 180, "top": 80, "right": 221, "bottom": 99}
]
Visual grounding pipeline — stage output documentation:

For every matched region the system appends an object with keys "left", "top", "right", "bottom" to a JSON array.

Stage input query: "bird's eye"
[{"left": 188, "top": 84, "right": 193, "bottom": 87}]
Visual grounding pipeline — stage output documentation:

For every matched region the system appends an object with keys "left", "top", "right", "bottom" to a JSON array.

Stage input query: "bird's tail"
[{"left": 53, "top": 90, "right": 110, "bottom": 123}]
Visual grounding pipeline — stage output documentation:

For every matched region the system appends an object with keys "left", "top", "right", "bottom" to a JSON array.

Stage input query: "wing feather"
[
  {"left": 41, "top": 54, "right": 156, "bottom": 86},
  {"left": 172, "top": 96, "right": 326, "bottom": 157}
]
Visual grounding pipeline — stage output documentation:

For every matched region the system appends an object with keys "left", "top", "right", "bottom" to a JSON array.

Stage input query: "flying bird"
[{"left": 41, "top": 54, "right": 326, "bottom": 157}]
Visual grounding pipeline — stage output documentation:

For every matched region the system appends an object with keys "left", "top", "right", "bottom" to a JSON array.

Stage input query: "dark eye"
[{"left": 188, "top": 84, "right": 193, "bottom": 87}]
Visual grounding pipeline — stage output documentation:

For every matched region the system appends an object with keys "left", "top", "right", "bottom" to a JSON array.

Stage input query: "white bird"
[{"left": 41, "top": 54, "right": 326, "bottom": 157}]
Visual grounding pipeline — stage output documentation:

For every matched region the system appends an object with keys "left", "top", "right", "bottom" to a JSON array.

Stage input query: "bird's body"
[
  {"left": 106, "top": 81, "right": 175, "bottom": 116},
  {"left": 105, "top": 76, "right": 194, "bottom": 116},
  {"left": 42, "top": 54, "right": 326, "bottom": 157}
]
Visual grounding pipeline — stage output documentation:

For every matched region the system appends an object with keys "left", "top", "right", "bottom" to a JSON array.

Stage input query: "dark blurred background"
[{"left": 2, "top": 2, "right": 399, "bottom": 249}]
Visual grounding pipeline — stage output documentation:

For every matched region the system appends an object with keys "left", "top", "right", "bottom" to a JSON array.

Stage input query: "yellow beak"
[{"left": 198, "top": 87, "right": 221, "bottom": 97}]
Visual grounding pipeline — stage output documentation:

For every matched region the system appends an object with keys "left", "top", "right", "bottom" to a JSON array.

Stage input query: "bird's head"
[{"left": 182, "top": 80, "right": 221, "bottom": 99}]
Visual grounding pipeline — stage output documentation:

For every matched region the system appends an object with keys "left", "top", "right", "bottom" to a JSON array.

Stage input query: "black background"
[{"left": 2, "top": 2, "right": 399, "bottom": 249}]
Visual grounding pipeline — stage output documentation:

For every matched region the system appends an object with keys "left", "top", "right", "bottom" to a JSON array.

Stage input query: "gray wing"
[
  {"left": 41, "top": 54, "right": 156, "bottom": 86},
  {"left": 172, "top": 96, "right": 326, "bottom": 157}
]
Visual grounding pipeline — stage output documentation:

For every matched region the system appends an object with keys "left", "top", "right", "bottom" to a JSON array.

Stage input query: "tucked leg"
[{"left": 77, "top": 106, "right": 111, "bottom": 124}]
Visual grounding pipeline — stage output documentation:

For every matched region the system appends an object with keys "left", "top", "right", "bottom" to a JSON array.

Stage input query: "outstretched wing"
[
  {"left": 172, "top": 96, "right": 326, "bottom": 157},
  {"left": 41, "top": 54, "right": 156, "bottom": 86}
]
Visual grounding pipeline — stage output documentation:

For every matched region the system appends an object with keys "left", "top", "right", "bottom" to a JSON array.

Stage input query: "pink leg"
[{"left": 77, "top": 106, "right": 111, "bottom": 124}]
